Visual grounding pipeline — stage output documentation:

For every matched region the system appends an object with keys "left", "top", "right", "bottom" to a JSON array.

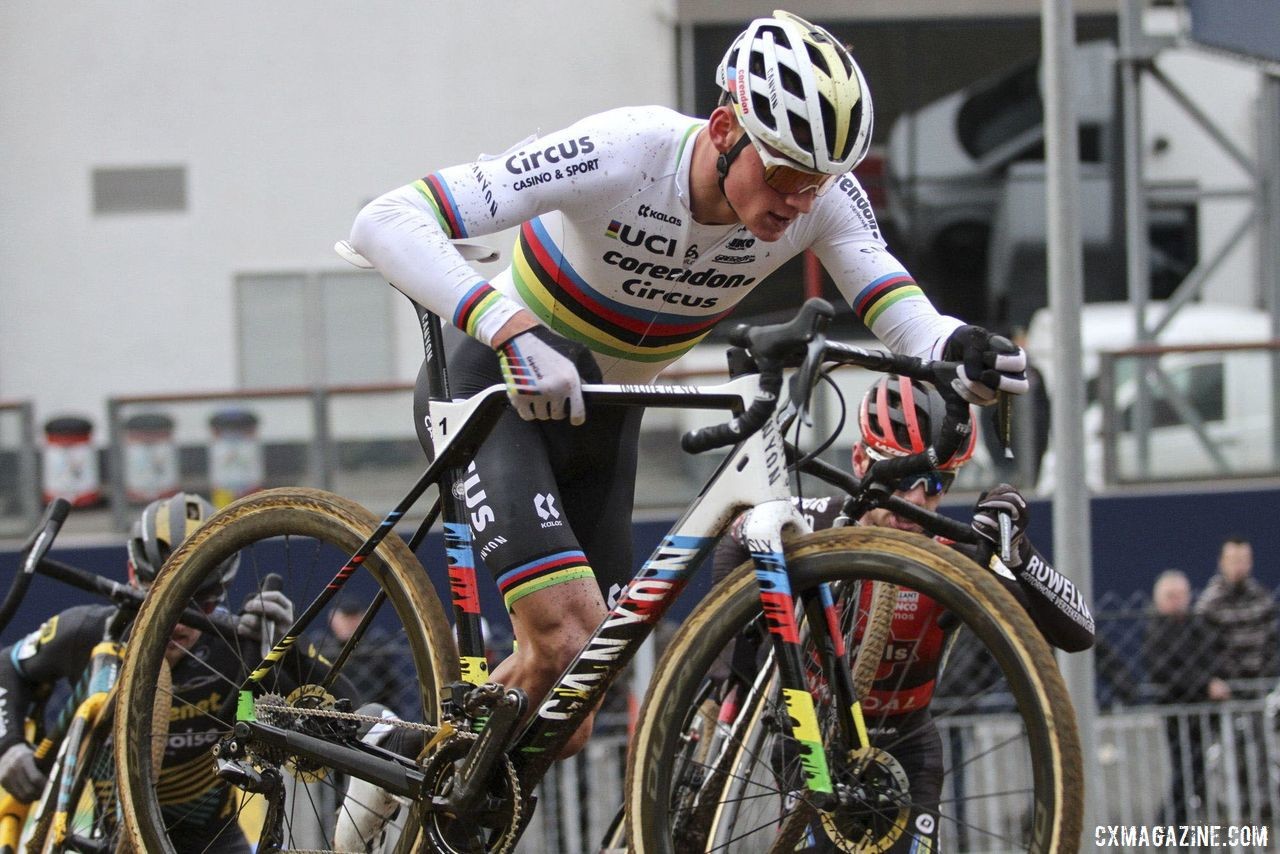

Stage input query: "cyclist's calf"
[{"left": 489, "top": 577, "right": 607, "bottom": 757}]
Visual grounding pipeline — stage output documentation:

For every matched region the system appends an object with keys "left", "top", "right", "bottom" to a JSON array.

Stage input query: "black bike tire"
[
  {"left": 625, "top": 527, "right": 1083, "bottom": 853},
  {"left": 112, "top": 488, "right": 459, "bottom": 854}
]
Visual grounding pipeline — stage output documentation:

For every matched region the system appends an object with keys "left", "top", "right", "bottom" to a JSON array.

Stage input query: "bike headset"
[
  {"left": 856, "top": 375, "right": 977, "bottom": 497},
  {"left": 126, "top": 492, "right": 240, "bottom": 601},
  {"left": 714, "top": 9, "right": 875, "bottom": 198}
]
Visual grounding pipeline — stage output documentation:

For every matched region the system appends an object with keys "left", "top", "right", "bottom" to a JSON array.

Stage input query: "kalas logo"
[
  {"left": 505, "top": 136, "right": 596, "bottom": 176},
  {"left": 637, "top": 204, "right": 683, "bottom": 227}
]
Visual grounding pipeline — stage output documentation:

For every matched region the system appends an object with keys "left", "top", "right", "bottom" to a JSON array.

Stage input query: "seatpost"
[{"left": 412, "top": 302, "right": 490, "bottom": 695}]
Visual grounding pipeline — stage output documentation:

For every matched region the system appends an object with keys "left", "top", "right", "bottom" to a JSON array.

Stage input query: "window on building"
[{"left": 236, "top": 271, "right": 394, "bottom": 388}]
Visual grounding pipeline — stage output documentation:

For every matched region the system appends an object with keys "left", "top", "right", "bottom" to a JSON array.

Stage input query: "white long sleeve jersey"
[{"left": 351, "top": 105, "right": 963, "bottom": 383}]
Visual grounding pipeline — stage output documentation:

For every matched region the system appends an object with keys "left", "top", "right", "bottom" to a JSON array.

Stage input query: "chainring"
[{"left": 417, "top": 732, "right": 523, "bottom": 854}]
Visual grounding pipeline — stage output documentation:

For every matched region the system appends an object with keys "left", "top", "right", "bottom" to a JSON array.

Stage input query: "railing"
[
  {"left": 515, "top": 699, "right": 1277, "bottom": 853},
  {"left": 92, "top": 359, "right": 974, "bottom": 533},
  {"left": 1097, "top": 339, "right": 1280, "bottom": 486},
  {"left": 9, "top": 343, "right": 1056, "bottom": 537}
]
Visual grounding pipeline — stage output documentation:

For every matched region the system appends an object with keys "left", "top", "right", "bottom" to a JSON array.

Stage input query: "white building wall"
[{"left": 0, "top": 1, "right": 678, "bottom": 428}]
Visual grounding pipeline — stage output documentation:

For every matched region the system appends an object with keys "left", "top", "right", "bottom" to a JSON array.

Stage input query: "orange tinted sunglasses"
[{"left": 753, "top": 139, "right": 840, "bottom": 197}]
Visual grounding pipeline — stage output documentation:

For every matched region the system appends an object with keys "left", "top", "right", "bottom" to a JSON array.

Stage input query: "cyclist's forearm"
[
  {"left": 1003, "top": 540, "right": 1095, "bottom": 653},
  {"left": 350, "top": 183, "right": 522, "bottom": 347},
  {"left": 0, "top": 652, "right": 34, "bottom": 751}
]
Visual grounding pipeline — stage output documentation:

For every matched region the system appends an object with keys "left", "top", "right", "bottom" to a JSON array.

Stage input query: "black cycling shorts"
[{"left": 415, "top": 336, "right": 643, "bottom": 612}]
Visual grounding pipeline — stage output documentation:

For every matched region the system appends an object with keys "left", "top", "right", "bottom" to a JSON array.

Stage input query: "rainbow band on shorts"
[{"left": 497, "top": 550, "right": 595, "bottom": 611}]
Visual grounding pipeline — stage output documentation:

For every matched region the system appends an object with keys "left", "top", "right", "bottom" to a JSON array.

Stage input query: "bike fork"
[{"left": 747, "top": 546, "right": 836, "bottom": 805}]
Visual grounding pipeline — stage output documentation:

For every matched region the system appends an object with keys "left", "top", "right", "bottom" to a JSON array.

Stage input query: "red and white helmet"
[{"left": 857, "top": 375, "right": 976, "bottom": 470}]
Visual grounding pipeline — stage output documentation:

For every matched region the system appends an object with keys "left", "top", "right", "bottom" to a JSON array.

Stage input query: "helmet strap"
[{"left": 716, "top": 133, "right": 753, "bottom": 205}]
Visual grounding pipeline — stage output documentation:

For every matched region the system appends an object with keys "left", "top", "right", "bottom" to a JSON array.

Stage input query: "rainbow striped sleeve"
[
  {"left": 413, "top": 173, "right": 469, "bottom": 239},
  {"left": 852, "top": 273, "right": 926, "bottom": 329},
  {"left": 452, "top": 282, "right": 505, "bottom": 338}
]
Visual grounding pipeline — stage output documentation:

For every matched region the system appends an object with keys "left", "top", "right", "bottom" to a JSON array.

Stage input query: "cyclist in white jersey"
[{"left": 349, "top": 10, "right": 1029, "bottom": 756}]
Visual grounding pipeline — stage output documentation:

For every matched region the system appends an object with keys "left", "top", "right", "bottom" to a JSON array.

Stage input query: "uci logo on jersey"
[{"left": 605, "top": 221, "right": 677, "bottom": 257}]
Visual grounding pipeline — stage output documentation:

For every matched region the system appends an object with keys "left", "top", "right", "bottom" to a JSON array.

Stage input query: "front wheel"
[
  {"left": 626, "top": 527, "right": 1083, "bottom": 853},
  {"left": 113, "top": 488, "right": 459, "bottom": 854}
]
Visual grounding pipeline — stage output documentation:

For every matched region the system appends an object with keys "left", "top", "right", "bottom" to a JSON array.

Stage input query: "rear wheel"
[
  {"left": 626, "top": 527, "right": 1082, "bottom": 853},
  {"left": 113, "top": 488, "right": 459, "bottom": 854}
]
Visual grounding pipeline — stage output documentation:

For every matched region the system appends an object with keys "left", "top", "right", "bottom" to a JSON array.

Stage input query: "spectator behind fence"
[
  {"left": 1195, "top": 536, "right": 1278, "bottom": 825},
  {"left": 311, "top": 597, "right": 410, "bottom": 716},
  {"left": 1142, "top": 569, "right": 1218, "bottom": 825},
  {"left": 1195, "top": 536, "right": 1279, "bottom": 697}
]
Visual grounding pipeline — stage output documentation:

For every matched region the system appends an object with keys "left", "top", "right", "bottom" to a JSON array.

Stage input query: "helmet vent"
[
  {"left": 805, "top": 42, "right": 830, "bottom": 77},
  {"left": 821, "top": 98, "right": 840, "bottom": 159},
  {"left": 780, "top": 63, "right": 805, "bottom": 100},
  {"left": 760, "top": 24, "right": 790, "bottom": 49},
  {"left": 836, "top": 43, "right": 855, "bottom": 77},
  {"left": 752, "top": 92, "right": 776, "bottom": 131}
]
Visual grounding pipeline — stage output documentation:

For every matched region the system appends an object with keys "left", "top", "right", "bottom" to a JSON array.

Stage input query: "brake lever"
[{"left": 789, "top": 336, "right": 829, "bottom": 428}]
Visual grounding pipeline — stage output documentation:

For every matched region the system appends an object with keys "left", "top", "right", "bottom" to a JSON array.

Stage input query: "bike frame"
[
  {"left": 230, "top": 268, "right": 939, "bottom": 814},
  {"left": 235, "top": 357, "right": 861, "bottom": 800}
]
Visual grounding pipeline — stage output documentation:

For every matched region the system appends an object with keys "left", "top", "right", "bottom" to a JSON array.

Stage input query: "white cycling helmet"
[{"left": 716, "top": 10, "right": 874, "bottom": 175}]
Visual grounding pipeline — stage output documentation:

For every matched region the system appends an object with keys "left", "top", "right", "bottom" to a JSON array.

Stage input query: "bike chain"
[{"left": 251, "top": 696, "right": 524, "bottom": 854}]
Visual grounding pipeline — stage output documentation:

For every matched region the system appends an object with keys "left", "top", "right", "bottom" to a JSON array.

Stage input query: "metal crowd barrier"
[{"left": 515, "top": 701, "right": 1277, "bottom": 853}]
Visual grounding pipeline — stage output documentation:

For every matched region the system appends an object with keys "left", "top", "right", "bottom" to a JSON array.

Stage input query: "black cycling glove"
[
  {"left": 943, "top": 325, "right": 1029, "bottom": 405},
  {"left": 971, "top": 484, "right": 1030, "bottom": 567}
]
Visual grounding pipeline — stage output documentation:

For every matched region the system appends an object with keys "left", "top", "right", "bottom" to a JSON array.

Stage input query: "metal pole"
[
  {"left": 18, "top": 402, "right": 39, "bottom": 528},
  {"left": 106, "top": 400, "right": 128, "bottom": 532},
  {"left": 311, "top": 387, "right": 333, "bottom": 491},
  {"left": 1119, "top": 0, "right": 1154, "bottom": 479},
  {"left": 1260, "top": 74, "right": 1280, "bottom": 470},
  {"left": 1041, "top": 0, "right": 1100, "bottom": 833}
]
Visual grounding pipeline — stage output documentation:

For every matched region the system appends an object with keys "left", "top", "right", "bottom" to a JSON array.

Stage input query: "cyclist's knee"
[{"left": 499, "top": 580, "right": 601, "bottom": 684}]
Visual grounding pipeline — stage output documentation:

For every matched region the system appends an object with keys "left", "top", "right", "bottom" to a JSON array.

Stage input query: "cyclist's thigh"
[
  {"left": 438, "top": 336, "right": 637, "bottom": 608},
  {"left": 439, "top": 338, "right": 591, "bottom": 606},
  {"left": 560, "top": 405, "right": 642, "bottom": 605}
]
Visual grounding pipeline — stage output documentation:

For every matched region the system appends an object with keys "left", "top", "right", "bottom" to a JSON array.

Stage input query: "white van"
[{"left": 1028, "top": 301, "right": 1275, "bottom": 489}]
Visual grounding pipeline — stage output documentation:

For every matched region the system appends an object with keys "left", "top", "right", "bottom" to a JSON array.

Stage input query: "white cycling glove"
[
  {"left": 496, "top": 326, "right": 587, "bottom": 425},
  {"left": 0, "top": 742, "right": 47, "bottom": 802},
  {"left": 943, "top": 325, "right": 1029, "bottom": 406},
  {"left": 238, "top": 589, "right": 295, "bottom": 642}
]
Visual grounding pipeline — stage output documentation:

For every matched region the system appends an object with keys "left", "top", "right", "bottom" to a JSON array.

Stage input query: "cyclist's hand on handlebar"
[
  {"left": 971, "top": 484, "right": 1030, "bottom": 567},
  {"left": 943, "top": 325, "right": 1028, "bottom": 405},
  {"left": 496, "top": 326, "right": 588, "bottom": 425},
  {"left": 238, "top": 589, "right": 295, "bottom": 642},
  {"left": 0, "top": 742, "right": 47, "bottom": 802}
]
